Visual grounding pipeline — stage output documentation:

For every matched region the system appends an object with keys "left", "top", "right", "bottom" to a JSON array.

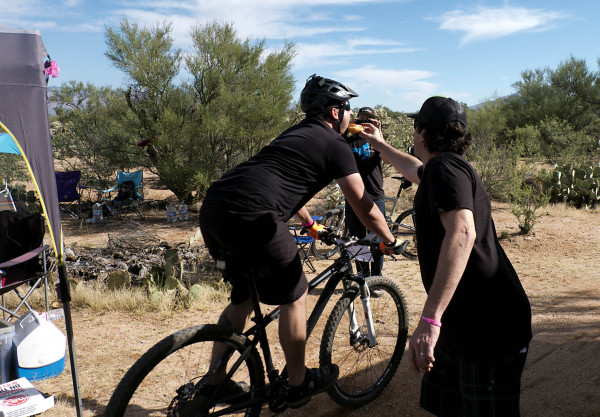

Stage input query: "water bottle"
[
  {"left": 37, "top": 308, "right": 65, "bottom": 321},
  {"left": 92, "top": 202, "right": 103, "bottom": 222},
  {"left": 167, "top": 203, "right": 177, "bottom": 223},
  {"left": 178, "top": 202, "right": 189, "bottom": 221}
]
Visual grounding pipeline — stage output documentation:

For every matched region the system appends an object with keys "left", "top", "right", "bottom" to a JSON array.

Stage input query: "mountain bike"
[
  {"left": 384, "top": 176, "right": 417, "bottom": 260},
  {"left": 103, "top": 232, "right": 409, "bottom": 416}
]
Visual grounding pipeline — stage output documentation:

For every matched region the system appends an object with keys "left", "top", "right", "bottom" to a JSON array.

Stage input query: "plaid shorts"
[{"left": 420, "top": 346, "right": 528, "bottom": 417}]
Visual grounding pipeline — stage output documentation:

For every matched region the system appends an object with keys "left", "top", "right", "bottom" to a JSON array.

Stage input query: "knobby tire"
[
  {"left": 319, "top": 276, "right": 408, "bottom": 408},
  {"left": 391, "top": 209, "right": 417, "bottom": 260},
  {"left": 103, "top": 324, "right": 265, "bottom": 417}
]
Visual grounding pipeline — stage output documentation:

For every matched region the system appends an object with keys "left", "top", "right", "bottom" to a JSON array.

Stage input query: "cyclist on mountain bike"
[{"left": 199, "top": 74, "right": 403, "bottom": 408}]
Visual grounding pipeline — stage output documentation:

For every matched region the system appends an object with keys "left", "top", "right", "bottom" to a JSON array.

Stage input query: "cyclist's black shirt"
[
  {"left": 345, "top": 134, "right": 384, "bottom": 200},
  {"left": 203, "top": 118, "right": 358, "bottom": 221},
  {"left": 414, "top": 152, "right": 532, "bottom": 359}
]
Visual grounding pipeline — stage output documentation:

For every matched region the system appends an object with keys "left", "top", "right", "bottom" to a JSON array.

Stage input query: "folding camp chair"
[
  {"left": 0, "top": 180, "right": 16, "bottom": 213},
  {"left": 55, "top": 171, "right": 82, "bottom": 219},
  {"left": 0, "top": 211, "right": 50, "bottom": 321},
  {"left": 101, "top": 170, "right": 145, "bottom": 219},
  {"left": 289, "top": 226, "right": 316, "bottom": 273}
]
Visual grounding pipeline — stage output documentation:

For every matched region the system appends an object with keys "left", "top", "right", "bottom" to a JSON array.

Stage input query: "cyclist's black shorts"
[{"left": 199, "top": 203, "right": 308, "bottom": 306}]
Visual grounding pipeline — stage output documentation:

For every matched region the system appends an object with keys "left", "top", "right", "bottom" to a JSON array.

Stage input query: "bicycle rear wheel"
[
  {"left": 311, "top": 207, "right": 346, "bottom": 260},
  {"left": 320, "top": 276, "right": 408, "bottom": 408},
  {"left": 103, "top": 324, "right": 265, "bottom": 417},
  {"left": 391, "top": 209, "right": 417, "bottom": 260}
]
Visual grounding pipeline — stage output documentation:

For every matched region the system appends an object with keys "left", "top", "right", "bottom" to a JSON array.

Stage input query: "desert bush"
[
  {"left": 466, "top": 136, "right": 522, "bottom": 202},
  {"left": 510, "top": 176, "right": 549, "bottom": 234}
]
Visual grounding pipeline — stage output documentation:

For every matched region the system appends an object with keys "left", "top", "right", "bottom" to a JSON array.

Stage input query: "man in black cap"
[
  {"left": 360, "top": 96, "right": 532, "bottom": 416},
  {"left": 344, "top": 106, "right": 386, "bottom": 276}
]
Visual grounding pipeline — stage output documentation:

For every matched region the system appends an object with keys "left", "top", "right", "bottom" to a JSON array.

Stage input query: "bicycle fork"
[{"left": 344, "top": 277, "right": 378, "bottom": 347}]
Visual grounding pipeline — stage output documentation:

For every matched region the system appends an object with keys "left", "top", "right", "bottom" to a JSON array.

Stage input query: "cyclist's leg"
[
  {"left": 208, "top": 298, "right": 253, "bottom": 383},
  {"left": 279, "top": 290, "right": 308, "bottom": 385},
  {"left": 344, "top": 199, "right": 370, "bottom": 275},
  {"left": 199, "top": 204, "right": 262, "bottom": 385},
  {"left": 254, "top": 218, "right": 338, "bottom": 406}
]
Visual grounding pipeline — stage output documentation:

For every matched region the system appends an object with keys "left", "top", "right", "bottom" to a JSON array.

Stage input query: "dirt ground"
[{"left": 30, "top": 175, "right": 600, "bottom": 417}]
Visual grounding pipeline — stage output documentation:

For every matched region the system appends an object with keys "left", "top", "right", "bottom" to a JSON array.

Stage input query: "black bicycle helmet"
[{"left": 300, "top": 74, "right": 358, "bottom": 115}]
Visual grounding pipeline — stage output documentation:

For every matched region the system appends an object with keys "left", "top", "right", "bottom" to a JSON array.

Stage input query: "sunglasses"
[{"left": 340, "top": 102, "right": 351, "bottom": 111}]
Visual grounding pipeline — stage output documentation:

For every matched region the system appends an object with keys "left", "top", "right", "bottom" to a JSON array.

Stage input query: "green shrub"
[{"left": 510, "top": 176, "right": 549, "bottom": 234}]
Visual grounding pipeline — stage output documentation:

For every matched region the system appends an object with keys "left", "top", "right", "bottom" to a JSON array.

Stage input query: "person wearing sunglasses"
[
  {"left": 343, "top": 106, "right": 387, "bottom": 277},
  {"left": 199, "top": 75, "right": 402, "bottom": 408}
]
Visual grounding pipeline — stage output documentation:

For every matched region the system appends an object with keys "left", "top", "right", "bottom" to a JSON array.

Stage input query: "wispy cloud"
[
  {"left": 437, "top": 6, "right": 568, "bottom": 45},
  {"left": 294, "top": 39, "right": 420, "bottom": 69},
  {"left": 333, "top": 65, "right": 439, "bottom": 108}
]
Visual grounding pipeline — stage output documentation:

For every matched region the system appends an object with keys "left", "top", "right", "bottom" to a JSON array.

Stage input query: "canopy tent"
[
  {"left": 0, "top": 133, "right": 20, "bottom": 154},
  {"left": 0, "top": 24, "right": 83, "bottom": 416}
]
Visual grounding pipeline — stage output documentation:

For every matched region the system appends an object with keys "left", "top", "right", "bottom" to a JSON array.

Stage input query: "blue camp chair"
[
  {"left": 289, "top": 227, "right": 316, "bottom": 273},
  {"left": 288, "top": 216, "right": 323, "bottom": 273},
  {"left": 101, "top": 170, "right": 145, "bottom": 219},
  {"left": 55, "top": 171, "right": 82, "bottom": 219}
]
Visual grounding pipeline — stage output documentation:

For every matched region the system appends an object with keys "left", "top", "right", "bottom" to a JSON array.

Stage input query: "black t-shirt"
[
  {"left": 414, "top": 152, "right": 532, "bottom": 359},
  {"left": 345, "top": 134, "right": 384, "bottom": 200},
  {"left": 203, "top": 118, "right": 358, "bottom": 221}
]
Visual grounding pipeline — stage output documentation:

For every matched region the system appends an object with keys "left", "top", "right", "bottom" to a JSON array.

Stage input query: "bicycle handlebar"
[{"left": 302, "top": 227, "right": 408, "bottom": 256}]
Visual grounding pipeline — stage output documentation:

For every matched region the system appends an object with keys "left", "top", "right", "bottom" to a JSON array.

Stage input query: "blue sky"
[{"left": 2, "top": 0, "right": 598, "bottom": 112}]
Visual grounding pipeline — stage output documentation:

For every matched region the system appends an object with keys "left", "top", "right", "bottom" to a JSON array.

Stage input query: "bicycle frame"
[
  {"left": 383, "top": 176, "right": 411, "bottom": 221},
  {"left": 213, "top": 241, "right": 377, "bottom": 413}
]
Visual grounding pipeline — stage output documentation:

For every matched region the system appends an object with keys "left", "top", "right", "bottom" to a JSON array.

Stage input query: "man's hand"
[
  {"left": 306, "top": 221, "right": 326, "bottom": 240},
  {"left": 359, "top": 122, "right": 386, "bottom": 149},
  {"left": 379, "top": 238, "right": 406, "bottom": 255},
  {"left": 408, "top": 319, "right": 441, "bottom": 373}
]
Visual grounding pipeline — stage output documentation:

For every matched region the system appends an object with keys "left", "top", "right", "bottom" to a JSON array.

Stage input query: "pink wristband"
[
  {"left": 302, "top": 220, "right": 314, "bottom": 228},
  {"left": 420, "top": 315, "right": 442, "bottom": 327}
]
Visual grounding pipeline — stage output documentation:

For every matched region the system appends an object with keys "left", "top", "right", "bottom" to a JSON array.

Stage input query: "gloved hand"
[
  {"left": 379, "top": 238, "right": 407, "bottom": 255},
  {"left": 305, "top": 221, "right": 327, "bottom": 240}
]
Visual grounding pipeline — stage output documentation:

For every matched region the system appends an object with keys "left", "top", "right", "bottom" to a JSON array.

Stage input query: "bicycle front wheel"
[
  {"left": 311, "top": 207, "right": 346, "bottom": 260},
  {"left": 320, "top": 276, "right": 408, "bottom": 408},
  {"left": 103, "top": 324, "right": 265, "bottom": 417},
  {"left": 391, "top": 209, "right": 417, "bottom": 260}
]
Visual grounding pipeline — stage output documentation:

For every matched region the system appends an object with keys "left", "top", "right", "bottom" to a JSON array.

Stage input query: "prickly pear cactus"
[{"left": 543, "top": 163, "right": 600, "bottom": 208}]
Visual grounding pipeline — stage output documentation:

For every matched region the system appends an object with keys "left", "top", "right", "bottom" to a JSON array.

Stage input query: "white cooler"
[{"left": 12, "top": 311, "right": 66, "bottom": 381}]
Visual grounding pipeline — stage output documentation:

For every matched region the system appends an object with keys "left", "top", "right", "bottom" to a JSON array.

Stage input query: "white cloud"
[
  {"left": 438, "top": 6, "right": 567, "bottom": 45},
  {"left": 332, "top": 65, "right": 439, "bottom": 108},
  {"left": 294, "top": 39, "right": 420, "bottom": 69}
]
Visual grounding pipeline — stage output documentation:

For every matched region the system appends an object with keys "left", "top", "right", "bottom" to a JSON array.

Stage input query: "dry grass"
[{"left": 2, "top": 277, "right": 231, "bottom": 318}]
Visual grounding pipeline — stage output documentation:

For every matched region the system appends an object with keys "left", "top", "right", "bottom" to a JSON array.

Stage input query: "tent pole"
[{"left": 58, "top": 264, "right": 83, "bottom": 417}]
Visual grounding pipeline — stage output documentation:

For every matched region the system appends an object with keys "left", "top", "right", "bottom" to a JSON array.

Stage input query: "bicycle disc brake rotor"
[{"left": 350, "top": 326, "right": 370, "bottom": 352}]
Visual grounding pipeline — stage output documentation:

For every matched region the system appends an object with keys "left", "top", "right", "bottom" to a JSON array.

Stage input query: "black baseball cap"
[
  {"left": 357, "top": 106, "right": 377, "bottom": 120},
  {"left": 408, "top": 96, "right": 467, "bottom": 129}
]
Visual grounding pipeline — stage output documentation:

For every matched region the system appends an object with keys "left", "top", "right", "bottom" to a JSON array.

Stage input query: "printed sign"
[{"left": 0, "top": 378, "right": 54, "bottom": 417}]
